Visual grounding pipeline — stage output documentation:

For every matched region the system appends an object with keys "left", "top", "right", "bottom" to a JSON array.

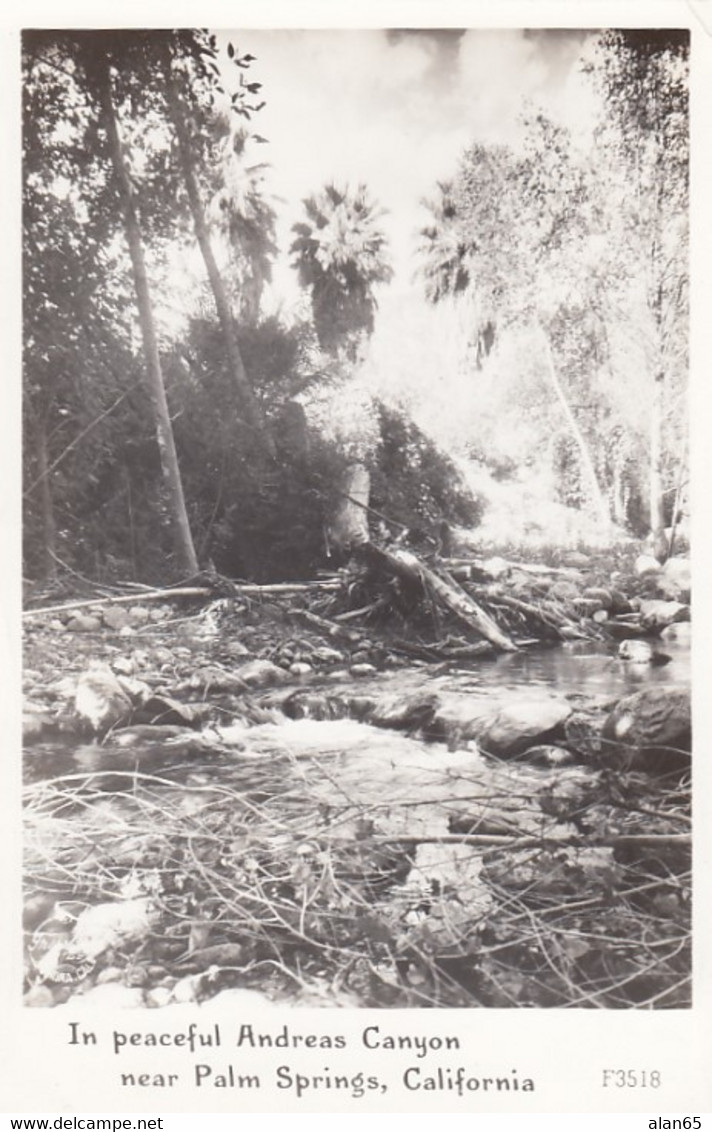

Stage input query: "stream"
[{"left": 23, "top": 633, "right": 691, "bottom": 1009}]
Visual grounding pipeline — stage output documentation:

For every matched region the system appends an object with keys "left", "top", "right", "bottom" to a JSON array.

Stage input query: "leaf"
[
  {"left": 227, "top": 42, "right": 235, "bottom": 59},
  {"left": 253, "top": 134, "right": 269, "bottom": 144}
]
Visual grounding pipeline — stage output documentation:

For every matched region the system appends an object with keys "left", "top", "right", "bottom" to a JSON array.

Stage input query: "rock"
[
  {"left": 289, "top": 662, "right": 313, "bottom": 676},
  {"left": 609, "top": 589, "right": 633, "bottom": 615},
  {"left": 477, "top": 696, "right": 573, "bottom": 758},
  {"left": 635, "top": 554, "right": 661, "bottom": 578},
  {"left": 618, "top": 639, "right": 654, "bottom": 663},
  {"left": 182, "top": 666, "right": 248, "bottom": 694},
  {"left": 521, "top": 745, "right": 576, "bottom": 768},
  {"left": 369, "top": 691, "right": 440, "bottom": 732},
  {"left": 481, "top": 556, "right": 510, "bottom": 579},
  {"left": 562, "top": 551, "right": 589, "bottom": 568},
  {"left": 601, "top": 685, "right": 691, "bottom": 773},
  {"left": 548, "top": 580, "right": 581, "bottom": 603},
  {"left": 592, "top": 610, "right": 608, "bottom": 623},
  {"left": 660, "top": 622, "right": 692, "bottom": 644},
  {"left": 234, "top": 659, "right": 289, "bottom": 689},
  {"left": 24, "top": 985, "right": 58, "bottom": 1008},
  {"left": 350, "top": 663, "right": 377, "bottom": 677},
  {"left": 222, "top": 640, "right": 251, "bottom": 660},
  {"left": 66, "top": 614, "right": 102, "bottom": 632},
  {"left": 573, "top": 598, "right": 604, "bottom": 618},
  {"left": 47, "top": 618, "right": 66, "bottom": 633},
  {"left": 128, "top": 605, "right": 151, "bottom": 625},
  {"left": 149, "top": 606, "right": 171, "bottom": 622},
  {"left": 657, "top": 557, "right": 691, "bottom": 602},
  {"left": 582, "top": 587, "right": 613, "bottom": 610},
  {"left": 102, "top": 606, "right": 132, "bottom": 631},
  {"left": 74, "top": 663, "right": 133, "bottom": 733},
  {"left": 311, "top": 646, "right": 344, "bottom": 664},
  {"left": 133, "top": 694, "right": 197, "bottom": 727},
  {"left": 23, "top": 708, "right": 57, "bottom": 742},
  {"left": 282, "top": 690, "right": 375, "bottom": 722},
  {"left": 639, "top": 599, "right": 689, "bottom": 632}
]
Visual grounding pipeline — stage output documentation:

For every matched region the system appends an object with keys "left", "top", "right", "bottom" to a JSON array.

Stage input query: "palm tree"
[
  {"left": 207, "top": 128, "right": 278, "bottom": 324},
  {"left": 417, "top": 180, "right": 474, "bottom": 303},
  {"left": 290, "top": 183, "right": 393, "bottom": 362},
  {"left": 417, "top": 180, "right": 494, "bottom": 368}
]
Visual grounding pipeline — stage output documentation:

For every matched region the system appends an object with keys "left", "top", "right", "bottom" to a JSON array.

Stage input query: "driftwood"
[
  {"left": 288, "top": 606, "right": 361, "bottom": 642},
  {"left": 23, "top": 580, "right": 341, "bottom": 620},
  {"left": 359, "top": 543, "right": 517, "bottom": 652}
]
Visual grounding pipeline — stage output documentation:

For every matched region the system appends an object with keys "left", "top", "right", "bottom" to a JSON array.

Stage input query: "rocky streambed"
[{"left": 21, "top": 550, "right": 692, "bottom": 1010}]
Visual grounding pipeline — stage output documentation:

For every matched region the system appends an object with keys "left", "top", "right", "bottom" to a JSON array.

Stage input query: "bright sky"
[{"left": 215, "top": 28, "right": 600, "bottom": 306}]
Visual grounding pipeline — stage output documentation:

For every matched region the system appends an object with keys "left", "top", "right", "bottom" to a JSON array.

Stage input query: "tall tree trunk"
[
  {"left": 649, "top": 369, "right": 667, "bottom": 546},
  {"left": 33, "top": 414, "right": 57, "bottom": 581},
  {"left": 537, "top": 323, "right": 610, "bottom": 528},
  {"left": 94, "top": 54, "right": 198, "bottom": 577},
  {"left": 164, "top": 59, "right": 275, "bottom": 460}
]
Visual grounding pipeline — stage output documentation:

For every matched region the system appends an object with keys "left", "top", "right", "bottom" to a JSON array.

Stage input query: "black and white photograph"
[{"left": 7, "top": 1, "right": 712, "bottom": 1115}]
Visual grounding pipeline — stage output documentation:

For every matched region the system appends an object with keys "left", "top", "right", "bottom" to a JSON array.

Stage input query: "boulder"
[
  {"left": 476, "top": 696, "right": 572, "bottom": 758},
  {"left": 234, "top": 659, "right": 289, "bottom": 689},
  {"left": 582, "top": 587, "right": 613, "bottom": 611},
  {"left": 573, "top": 598, "right": 605, "bottom": 618},
  {"left": 601, "top": 685, "right": 691, "bottom": 773},
  {"left": 562, "top": 551, "right": 589, "bottom": 568},
  {"left": 369, "top": 690, "right": 440, "bottom": 732},
  {"left": 548, "top": 580, "right": 581, "bottom": 603},
  {"left": 618, "top": 639, "right": 654, "bottom": 663},
  {"left": 639, "top": 599, "right": 689, "bottom": 633},
  {"left": 660, "top": 622, "right": 692, "bottom": 644},
  {"left": 102, "top": 606, "right": 132, "bottom": 631},
  {"left": 635, "top": 555, "right": 661, "bottom": 578},
  {"left": 74, "top": 663, "right": 133, "bottom": 733},
  {"left": 66, "top": 614, "right": 102, "bottom": 632},
  {"left": 657, "top": 557, "right": 691, "bottom": 603},
  {"left": 521, "top": 745, "right": 576, "bottom": 768}
]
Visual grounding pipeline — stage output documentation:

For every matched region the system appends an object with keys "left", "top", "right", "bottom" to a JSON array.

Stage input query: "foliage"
[
  {"left": 290, "top": 183, "right": 393, "bottom": 361},
  {"left": 369, "top": 402, "right": 484, "bottom": 540},
  {"left": 415, "top": 31, "right": 688, "bottom": 535}
]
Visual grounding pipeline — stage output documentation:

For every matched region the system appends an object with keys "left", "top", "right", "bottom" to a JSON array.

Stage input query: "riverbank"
[{"left": 22, "top": 544, "right": 691, "bottom": 1010}]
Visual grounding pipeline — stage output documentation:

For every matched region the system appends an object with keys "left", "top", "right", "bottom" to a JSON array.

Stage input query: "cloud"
[{"left": 221, "top": 28, "right": 601, "bottom": 303}]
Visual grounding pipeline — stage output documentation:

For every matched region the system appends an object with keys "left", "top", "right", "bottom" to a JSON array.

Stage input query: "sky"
[{"left": 214, "top": 28, "right": 600, "bottom": 306}]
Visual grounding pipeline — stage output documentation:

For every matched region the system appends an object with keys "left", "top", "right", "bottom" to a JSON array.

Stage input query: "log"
[
  {"left": 360, "top": 543, "right": 517, "bottom": 652},
  {"left": 327, "top": 462, "right": 370, "bottom": 555},
  {"left": 23, "top": 580, "right": 341, "bottom": 620}
]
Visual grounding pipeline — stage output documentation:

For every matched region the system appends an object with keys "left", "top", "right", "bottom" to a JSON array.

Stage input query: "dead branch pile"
[{"left": 23, "top": 750, "right": 690, "bottom": 1009}]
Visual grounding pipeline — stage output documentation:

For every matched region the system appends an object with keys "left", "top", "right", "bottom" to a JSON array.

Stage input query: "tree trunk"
[
  {"left": 34, "top": 415, "right": 57, "bottom": 581},
  {"left": 359, "top": 543, "right": 518, "bottom": 652},
  {"left": 537, "top": 323, "right": 611, "bottom": 528},
  {"left": 94, "top": 54, "right": 198, "bottom": 577},
  {"left": 164, "top": 59, "right": 275, "bottom": 460},
  {"left": 327, "top": 462, "right": 371, "bottom": 556},
  {"left": 649, "top": 370, "right": 667, "bottom": 546}
]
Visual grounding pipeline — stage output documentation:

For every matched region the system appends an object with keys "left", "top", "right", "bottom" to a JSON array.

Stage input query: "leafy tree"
[
  {"left": 587, "top": 29, "right": 689, "bottom": 545},
  {"left": 160, "top": 31, "right": 276, "bottom": 458},
  {"left": 290, "top": 183, "right": 393, "bottom": 362},
  {"left": 80, "top": 35, "right": 199, "bottom": 574},
  {"left": 418, "top": 131, "right": 611, "bottom": 525}
]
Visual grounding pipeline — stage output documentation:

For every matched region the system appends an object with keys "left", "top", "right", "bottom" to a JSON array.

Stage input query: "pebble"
[
  {"left": 289, "top": 662, "right": 313, "bottom": 676},
  {"left": 350, "top": 663, "right": 377, "bottom": 677},
  {"left": 66, "top": 614, "right": 102, "bottom": 632}
]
